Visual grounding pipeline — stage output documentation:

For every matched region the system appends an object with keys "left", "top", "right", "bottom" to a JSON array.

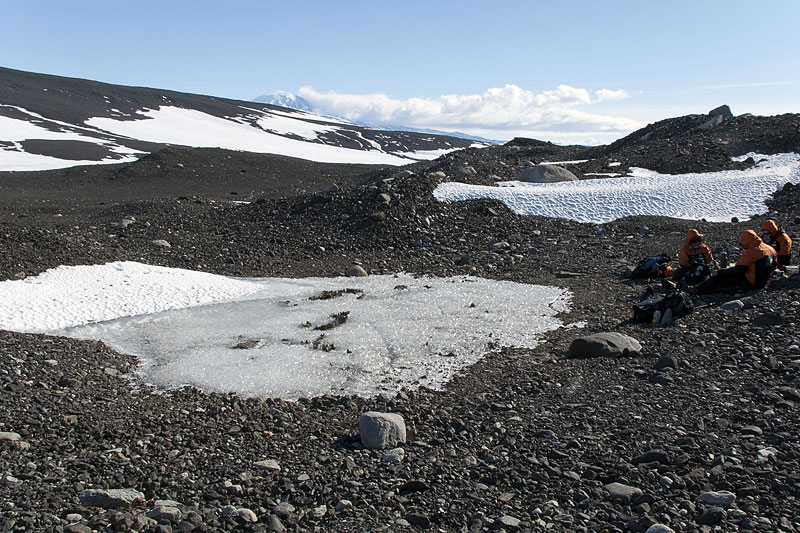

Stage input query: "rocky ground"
[{"left": 1, "top": 111, "right": 800, "bottom": 532}]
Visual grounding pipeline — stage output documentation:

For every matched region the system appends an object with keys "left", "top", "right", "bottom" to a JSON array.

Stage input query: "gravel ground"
[{"left": 1, "top": 112, "right": 800, "bottom": 532}]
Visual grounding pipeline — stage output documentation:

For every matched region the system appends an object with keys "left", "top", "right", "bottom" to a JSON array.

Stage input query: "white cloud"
[
  {"left": 297, "top": 84, "right": 641, "bottom": 144},
  {"left": 595, "top": 88, "right": 630, "bottom": 102}
]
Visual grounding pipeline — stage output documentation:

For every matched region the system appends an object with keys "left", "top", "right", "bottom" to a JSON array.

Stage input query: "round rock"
[
  {"left": 567, "top": 332, "right": 642, "bottom": 359},
  {"left": 517, "top": 164, "right": 578, "bottom": 183}
]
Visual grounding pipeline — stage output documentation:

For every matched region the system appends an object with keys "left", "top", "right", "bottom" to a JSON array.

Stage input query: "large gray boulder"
[
  {"left": 567, "top": 332, "right": 642, "bottom": 359},
  {"left": 517, "top": 164, "right": 578, "bottom": 183},
  {"left": 360, "top": 412, "right": 406, "bottom": 449}
]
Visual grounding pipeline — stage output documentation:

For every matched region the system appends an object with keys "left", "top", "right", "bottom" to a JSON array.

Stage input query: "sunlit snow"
[
  {"left": 434, "top": 153, "right": 800, "bottom": 223},
  {"left": 254, "top": 113, "right": 341, "bottom": 141},
  {"left": 0, "top": 112, "right": 141, "bottom": 171},
  {"left": 1, "top": 103, "right": 470, "bottom": 171},
  {"left": 0, "top": 262, "right": 570, "bottom": 399}
]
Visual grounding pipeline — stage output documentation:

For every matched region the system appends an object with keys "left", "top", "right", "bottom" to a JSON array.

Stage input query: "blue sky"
[{"left": 3, "top": 1, "right": 799, "bottom": 144}]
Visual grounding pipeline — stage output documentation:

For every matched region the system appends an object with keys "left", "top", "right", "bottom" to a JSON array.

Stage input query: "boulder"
[
  {"left": 78, "top": 488, "right": 145, "bottom": 510},
  {"left": 604, "top": 482, "right": 642, "bottom": 505},
  {"left": 360, "top": 411, "right": 406, "bottom": 449},
  {"left": 708, "top": 104, "right": 733, "bottom": 117},
  {"left": 253, "top": 459, "right": 281, "bottom": 472},
  {"left": 146, "top": 505, "right": 182, "bottom": 522},
  {"left": 345, "top": 265, "right": 368, "bottom": 277},
  {"left": 697, "top": 490, "right": 736, "bottom": 508},
  {"left": 645, "top": 526, "right": 675, "bottom": 533},
  {"left": 698, "top": 115, "right": 724, "bottom": 130},
  {"left": 517, "top": 164, "right": 578, "bottom": 183},
  {"left": 382, "top": 447, "right": 405, "bottom": 463},
  {"left": 567, "top": 332, "right": 642, "bottom": 359},
  {"left": 392, "top": 170, "right": 415, "bottom": 180},
  {"left": 719, "top": 299, "right": 744, "bottom": 311},
  {"left": 632, "top": 449, "right": 670, "bottom": 465},
  {"left": 221, "top": 505, "right": 258, "bottom": 523},
  {"left": 457, "top": 166, "right": 477, "bottom": 177}
]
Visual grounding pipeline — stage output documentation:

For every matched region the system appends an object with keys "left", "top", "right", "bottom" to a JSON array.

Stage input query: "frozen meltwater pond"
[
  {"left": 0, "top": 262, "right": 571, "bottom": 399},
  {"left": 434, "top": 153, "right": 800, "bottom": 223}
]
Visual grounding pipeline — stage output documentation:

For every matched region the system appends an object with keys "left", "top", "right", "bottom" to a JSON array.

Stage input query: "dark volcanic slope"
[
  {"left": 0, "top": 66, "right": 479, "bottom": 163},
  {"left": 0, "top": 146, "right": 387, "bottom": 206},
  {"left": 1, "top": 110, "right": 800, "bottom": 532}
]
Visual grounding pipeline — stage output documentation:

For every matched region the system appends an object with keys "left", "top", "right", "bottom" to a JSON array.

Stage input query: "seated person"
[
  {"left": 760, "top": 218, "right": 793, "bottom": 267},
  {"left": 673, "top": 229, "right": 714, "bottom": 286},
  {"left": 695, "top": 230, "right": 776, "bottom": 294}
]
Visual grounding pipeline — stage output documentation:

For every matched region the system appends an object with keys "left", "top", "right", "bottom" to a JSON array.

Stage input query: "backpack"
[
  {"left": 632, "top": 289, "right": 694, "bottom": 325},
  {"left": 631, "top": 254, "right": 673, "bottom": 279}
]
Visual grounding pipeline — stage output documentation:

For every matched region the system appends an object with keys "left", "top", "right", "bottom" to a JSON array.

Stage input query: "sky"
[{"left": 3, "top": 1, "right": 800, "bottom": 144}]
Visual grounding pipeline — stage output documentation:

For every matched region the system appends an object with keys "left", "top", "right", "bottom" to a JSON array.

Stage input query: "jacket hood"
[
  {"left": 685, "top": 228, "right": 703, "bottom": 245},
  {"left": 761, "top": 219, "right": 779, "bottom": 236},
  {"left": 740, "top": 229, "right": 762, "bottom": 249}
]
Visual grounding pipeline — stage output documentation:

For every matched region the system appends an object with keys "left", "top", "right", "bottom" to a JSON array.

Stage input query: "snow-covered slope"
[{"left": 0, "top": 67, "right": 485, "bottom": 171}]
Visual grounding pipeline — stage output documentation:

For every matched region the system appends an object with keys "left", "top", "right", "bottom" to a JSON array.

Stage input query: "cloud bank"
[{"left": 297, "top": 84, "right": 643, "bottom": 145}]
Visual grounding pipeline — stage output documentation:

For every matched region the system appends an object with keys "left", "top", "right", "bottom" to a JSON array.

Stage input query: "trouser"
[
  {"left": 696, "top": 268, "right": 751, "bottom": 294},
  {"left": 673, "top": 264, "right": 710, "bottom": 286}
]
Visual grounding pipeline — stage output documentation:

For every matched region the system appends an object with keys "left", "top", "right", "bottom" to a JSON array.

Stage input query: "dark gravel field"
[{"left": 1, "top": 111, "right": 800, "bottom": 532}]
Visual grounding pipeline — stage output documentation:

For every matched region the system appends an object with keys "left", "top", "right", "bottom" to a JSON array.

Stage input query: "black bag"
[
  {"left": 631, "top": 254, "right": 672, "bottom": 279},
  {"left": 632, "top": 289, "right": 694, "bottom": 325}
]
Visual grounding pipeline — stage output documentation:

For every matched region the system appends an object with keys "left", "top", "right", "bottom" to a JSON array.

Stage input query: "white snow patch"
[
  {"left": 403, "top": 148, "right": 464, "bottom": 161},
  {"left": 0, "top": 262, "right": 570, "bottom": 399},
  {"left": 0, "top": 262, "right": 265, "bottom": 331},
  {"left": 585, "top": 172, "right": 622, "bottom": 177},
  {"left": 0, "top": 148, "right": 137, "bottom": 172},
  {"left": 255, "top": 113, "right": 341, "bottom": 141},
  {"left": 434, "top": 153, "right": 800, "bottom": 223},
  {"left": 85, "top": 106, "right": 415, "bottom": 165},
  {"left": 541, "top": 159, "right": 590, "bottom": 165},
  {"left": 0, "top": 108, "right": 142, "bottom": 171}
]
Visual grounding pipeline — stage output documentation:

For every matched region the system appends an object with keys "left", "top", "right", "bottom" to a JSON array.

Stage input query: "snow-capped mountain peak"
[{"left": 253, "top": 91, "right": 314, "bottom": 112}]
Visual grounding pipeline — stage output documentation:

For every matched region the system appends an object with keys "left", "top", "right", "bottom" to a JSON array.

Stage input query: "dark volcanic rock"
[{"left": 0, "top": 108, "right": 799, "bottom": 532}]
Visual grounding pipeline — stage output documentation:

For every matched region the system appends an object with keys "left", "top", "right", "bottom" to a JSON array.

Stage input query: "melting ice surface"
[
  {"left": 0, "top": 262, "right": 570, "bottom": 399},
  {"left": 434, "top": 153, "right": 800, "bottom": 223}
]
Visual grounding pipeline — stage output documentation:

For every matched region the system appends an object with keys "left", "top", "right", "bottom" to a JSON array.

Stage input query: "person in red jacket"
[
  {"left": 673, "top": 229, "right": 715, "bottom": 286},
  {"left": 760, "top": 218, "right": 792, "bottom": 267},
  {"left": 695, "top": 230, "right": 777, "bottom": 294}
]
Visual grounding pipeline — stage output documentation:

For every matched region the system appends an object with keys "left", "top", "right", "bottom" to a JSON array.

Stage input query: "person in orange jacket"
[
  {"left": 673, "top": 229, "right": 714, "bottom": 286},
  {"left": 695, "top": 229, "right": 776, "bottom": 294},
  {"left": 760, "top": 218, "right": 792, "bottom": 267}
]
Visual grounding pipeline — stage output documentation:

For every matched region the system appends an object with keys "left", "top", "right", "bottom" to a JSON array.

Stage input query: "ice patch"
[{"left": 0, "top": 262, "right": 571, "bottom": 399}]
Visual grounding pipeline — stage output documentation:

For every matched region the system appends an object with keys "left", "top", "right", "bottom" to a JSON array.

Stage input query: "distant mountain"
[
  {"left": 0, "top": 67, "right": 487, "bottom": 172},
  {"left": 253, "top": 91, "right": 314, "bottom": 112},
  {"left": 251, "top": 91, "right": 501, "bottom": 145}
]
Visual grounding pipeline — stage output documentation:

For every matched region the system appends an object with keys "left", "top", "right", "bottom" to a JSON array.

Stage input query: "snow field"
[
  {"left": 434, "top": 153, "right": 800, "bottom": 223},
  {"left": 0, "top": 262, "right": 570, "bottom": 399}
]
